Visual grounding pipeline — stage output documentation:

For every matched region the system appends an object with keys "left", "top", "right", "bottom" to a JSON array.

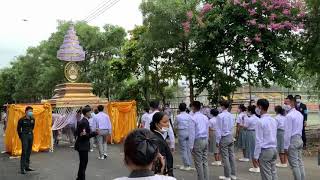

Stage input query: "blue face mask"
[{"left": 27, "top": 111, "right": 33, "bottom": 118}]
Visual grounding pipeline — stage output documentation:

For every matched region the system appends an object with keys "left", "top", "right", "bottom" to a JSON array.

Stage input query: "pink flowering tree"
[{"left": 184, "top": 0, "right": 306, "bottom": 94}]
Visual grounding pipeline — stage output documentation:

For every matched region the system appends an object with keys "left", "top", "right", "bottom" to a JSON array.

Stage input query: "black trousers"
[
  {"left": 302, "top": 125, "right": 307, "bottom": 148},
  {"left": 77, "top": 151, "right": 88, "bottom": 180},
  {"left": 20, "top": 134, "right": 33, "bottom": 171}
]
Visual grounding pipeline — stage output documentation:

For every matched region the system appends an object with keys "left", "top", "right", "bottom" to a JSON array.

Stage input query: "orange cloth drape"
[
  {"left": 5, "top": 104, "right": 52, "bottom": 156},
  {"left": 107, "top": 101, "right": 137, "bottom": 143}
]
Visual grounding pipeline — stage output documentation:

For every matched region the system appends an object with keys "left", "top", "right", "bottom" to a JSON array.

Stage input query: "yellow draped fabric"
[
  {"left": 5, "top": 104, "right": 52, "bottom": 156},
  {"left": 107, "top": 101, "right": 137, "bottom": 143}
]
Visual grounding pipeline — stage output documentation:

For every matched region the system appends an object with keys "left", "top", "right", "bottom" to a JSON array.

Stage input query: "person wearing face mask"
[
  {"left": 254, "top": 99, "right": 278, "bottom": 180},
  {"left": 216, "top": 100, "right": 237, "bottom": 180},
  {"left": 274, "top": 105, "right": 288, "bottom": 168},
  {"left": 189, "top": 101, "right": 210, "bottom": 180},
  {"left": 284, "top": 95, "right": 305, "bottom": 180},
  {"left": 150, "top": 112, "right": 174, "bottom": 176},
  {"left": 236, "top": 104, "right": 249, "bottom": 162},
  {"left": 294, "top": 95, "right": 308, "bottom": 150},
  {"left": 17, "top": 106, "right": 36, "bottom": 174},
  {"left": 145, "top": 101, "right": 175, "bottom": 152},
  {"left": 74, "top": 106, "right": 98, "bottom": 180}
]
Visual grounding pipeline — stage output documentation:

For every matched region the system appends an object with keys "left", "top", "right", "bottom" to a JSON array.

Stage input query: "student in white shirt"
[
  {"left": 274, "top": 105, "right": 288, "bottom": 168},
  {"left": 244, "top": 105, "right": 259, "bottom": 173},
  {"left": 284, "top": 95, "right": 305, "bottom": 180},
  {"left": 140, "top": 107, "right": 150, "bottom": 128},
  {"left": 209, "top": 108, "right": 221, "bottom": 166},
  {"left": 113, "top": 129, "right": 176, "bottom": 180},
  {"left": 236, "top": 104, "right": 249, "bottom": 162}
]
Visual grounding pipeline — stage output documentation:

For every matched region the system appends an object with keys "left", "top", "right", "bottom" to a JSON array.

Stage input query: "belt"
[
  {"left": 262, "top": 147, "right": 276, "bottom": 150},
  {"left": 277, "top": 129, "right": 285, "bottom": 131},
  {"left": 291, "top": 134, "right": 302, "bottom": 138},
  {"left": 247, "top": 129, "right": 255, "bottom": 131},
  {"left": 22, "top": 132, "right": 33, "bottom": 135},
  {"left": 195, "top": 137, "right": 208, "bottom": 140}
]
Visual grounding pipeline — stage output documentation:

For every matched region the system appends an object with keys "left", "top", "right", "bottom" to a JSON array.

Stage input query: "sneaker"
[
  {"left": 231, "top": 175, "right": 237, "bottom": 180},
  {"left": 90, "top": 149, "right": 94, "bottom": 152},
  {"left": 249, "top": 167, "right": 260, "bottom": 173},
  {"left": 184, "top": 166, "right": 192, "bottom": 171},
  {"left": 211, "top": 161, "right": 222, "bottom": 166},
  {"left": 276, "top": 163, "right": 288, "bottom": 168},
  {"left": 179, "top": 166, "right": 186, "bottom": 170},
  {"left": 239, "top": 158, "right": 250, "bottom": 162},
  {"left": 219, "top": 176, "right": 231, "bottom": 180},
  {"left": 98, "top": 157, "right": 105, "bottom": 160},
  {"left": 69, "top": 145, "right": 74, "bottom": 148},
  {"left": 103, "top": 154, "right": 108, "bottom": 159}
]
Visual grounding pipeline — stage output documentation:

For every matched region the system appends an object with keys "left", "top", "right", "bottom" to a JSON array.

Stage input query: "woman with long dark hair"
[
  {"left": 114, "top": 129, "right": 176, "bottom": 180},
  {"left": 150, "top": 112, "right": 174, "bottom": 177}
]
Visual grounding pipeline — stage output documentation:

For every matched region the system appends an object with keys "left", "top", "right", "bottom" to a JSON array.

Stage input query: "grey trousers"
[
  {"left": 178, "top": 130, "right": 192, "bottom": 167},
  {"left": 220, "top": 134, "right": 236, "bottom": 178},
  {"left": 259, "top": 148, "right": 278, "bottom": 180},
  {"left": 193, "top": 138, "right": 209, "bottom": 180},
  {"left": 288, "top": 135, "right": 305, "bottom": 180},
  {"left": 97, "top": 129, "right": 109, "bottom": 158}
]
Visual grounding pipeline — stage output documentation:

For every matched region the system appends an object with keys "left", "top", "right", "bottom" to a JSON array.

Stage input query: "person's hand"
[
  {"left": 157, "top": 153, "right": 165, "bottom": 174},
  {"left": 216, "top": 143, "right": 220, "bottom": 148},
  {"left": 304, "top": 121, "right": 307, "bottom": 127},
  {"left": 253, "top": 159, "right": 260, "bottom": 167}
]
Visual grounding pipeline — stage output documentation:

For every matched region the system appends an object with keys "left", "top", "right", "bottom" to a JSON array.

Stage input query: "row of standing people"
[{"left": 141, "top": 96, "right": 306, "bottom": 180}]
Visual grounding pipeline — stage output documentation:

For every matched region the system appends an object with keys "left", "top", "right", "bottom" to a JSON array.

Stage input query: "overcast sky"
[{"left": 0, "top": 0, "right": 142, "bottom": 68}]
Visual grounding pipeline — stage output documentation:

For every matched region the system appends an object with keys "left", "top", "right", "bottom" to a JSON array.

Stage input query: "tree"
[
  {"left": 185, "top": 0, "right": 305, "bottom": 102},
  {"left": 301, "top": 0, "right": 320, "bottom": 90}
]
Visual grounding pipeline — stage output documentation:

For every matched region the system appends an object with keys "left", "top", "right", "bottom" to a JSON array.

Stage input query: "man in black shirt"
[
  {"left": 17, "top": 106, "right": 35, "bottom": 174},
  {"left": 295, "top": 95, "right": 308, "bottom": 149}
]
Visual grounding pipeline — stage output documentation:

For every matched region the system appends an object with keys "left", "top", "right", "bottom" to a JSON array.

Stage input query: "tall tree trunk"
[
  {"left": 143, "top": 64, "right": 150, "bottom": 105},
  {"left": 189, "top": 75, "right": 194, "bottom": 103}
]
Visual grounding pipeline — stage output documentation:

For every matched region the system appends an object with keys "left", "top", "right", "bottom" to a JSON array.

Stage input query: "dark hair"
[
  {"left": 179, "top": 103, "right": 187, "bottom": 112},
  {"left": 144, "top": 107, "right": 150, "bottom": 113},
  {"left": 97, "top": 105, "right": 104, "bottom": 112},
  {"left": 210, "top": 109, "right": 219, "bottom": 117},
  {"left": 286, "top": 95, "right": 296, "bottom": 102},
  {"left": 191, "top": 101, "right": 201, "bottom": 111},
  {"left": 77, "top": 107, "right": 82, "bottom": 114},
  {"left": 124, "top": 129, "right": 158, "bottom": 166},
  {"left": 149, "top": 101, "right": 160, "bottom": 109},
  {"left": 247, "top": 105, "right": 256, "bottom": 115},
  {"left": 257, "top": 99, "right": 269, "bottom": 111},
  {"left": 82, "top": 106, "right": 91, "bottom": 115},
  {"left": 25, "top": 106, "right": 33, "bottom": 112},
  {"left": 238, "top": 104, "right": 247, "bottom": 112},
  {"left": 150, "top": 112, "right": 166, "bottom": 132},
  {"left": 275, "top": 105, "right": 285, "bottom": 116},
  {"left": 219, "top": 100, "right": 230, "bottom": 109},
  {"left": 94, "top": 109, "right": 99, "bottom": 114},
  {"left": 295, "top": 95, "right": 301, "bottom": 99}
]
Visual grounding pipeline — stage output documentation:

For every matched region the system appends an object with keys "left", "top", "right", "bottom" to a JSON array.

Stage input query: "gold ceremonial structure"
[{"left": 43, "top": 25, "right": 107, "bottom": 107}]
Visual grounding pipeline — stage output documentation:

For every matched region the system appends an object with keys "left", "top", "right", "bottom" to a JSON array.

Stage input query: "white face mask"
[
  {"left": 160, "top": 127, "right": 169, "bottom": 133},
  {"left": 283, "top": 105, "right": 291, "bottom": 112},
  {"left": 255, "top": 108, "right": 261, "bottom": 115},
  {"left": 296, "top": 99, "right": 302, "bottom": 103}
]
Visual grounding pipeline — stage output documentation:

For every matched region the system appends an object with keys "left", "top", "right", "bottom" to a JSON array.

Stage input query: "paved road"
[{"left": 0, "top": 126, "right": 319, "bottom": 180}]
